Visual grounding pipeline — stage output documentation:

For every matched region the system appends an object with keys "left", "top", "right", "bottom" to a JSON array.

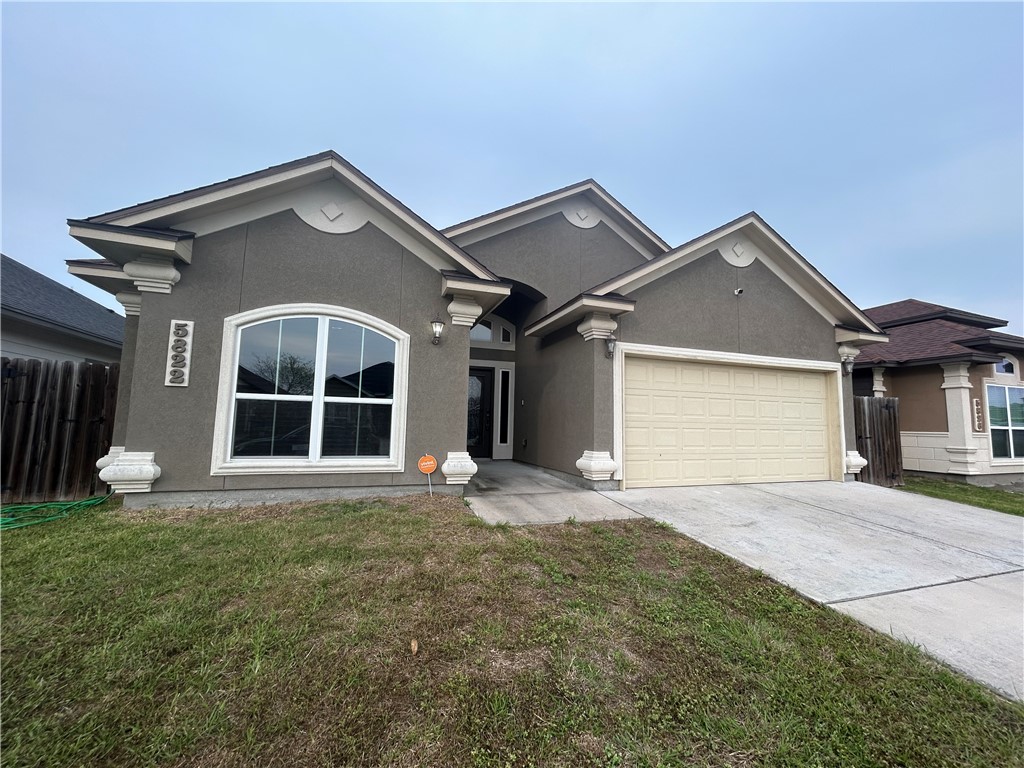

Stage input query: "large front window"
[
  {"left": 212, "top": 305, "right": 409, "bottom": 474},
  {"left": 987, "top": 384, "right": 1024, "bottom": 460}
]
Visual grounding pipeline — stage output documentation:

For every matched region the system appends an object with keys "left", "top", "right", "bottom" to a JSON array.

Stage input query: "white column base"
[
  {"left": 844, "top": 451, "right": 868, "bottom": 475},
  {"left": 441, "top": 451, "right": 478, "bottom": 485},
  {"left": 96, "top": 445, "right": 125, "bottom": 471},
  {"left": 98, "top": 451, "right": 162, "bottom": 493},
  {"left": 576, "top": 450, "right": 617, "bottom": 481}
]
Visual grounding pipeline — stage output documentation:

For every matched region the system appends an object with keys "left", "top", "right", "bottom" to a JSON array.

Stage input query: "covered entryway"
[{"left": 622, "top": 356, "right": 838, "bottom": 488}]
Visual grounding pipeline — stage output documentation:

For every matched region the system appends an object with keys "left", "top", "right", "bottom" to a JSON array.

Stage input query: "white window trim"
[
  {"left": 983, "top": 380, "right": 1024, "bottom": 463},
  {"left": 211, "top": 303, "right": 409, "bottom": 475},
  {"left": 611, "top": 343, "right": 846, "bottom": 486},
  {"left": 993, "top": 354, "right": 1021, "bottom": 383},
  {"left": 469, "top": 314, "right": 516, "bottom": 350}
]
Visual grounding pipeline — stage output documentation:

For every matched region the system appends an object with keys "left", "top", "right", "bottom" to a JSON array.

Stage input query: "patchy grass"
[
  {"left": 900, "top": 475, "right": 1024, "bottom": 517},
  {"left": 2, "top": 495, "right": 1022, "bottom": 768}
]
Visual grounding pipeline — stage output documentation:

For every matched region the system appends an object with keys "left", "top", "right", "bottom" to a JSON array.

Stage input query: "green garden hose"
[{"left": 0, "top": 494, "right": 112, "bottom": 531}]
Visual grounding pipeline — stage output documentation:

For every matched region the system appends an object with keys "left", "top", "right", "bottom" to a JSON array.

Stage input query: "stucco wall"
[
  {"left": 888, "top": 366, "right": 947, "bottom": 433},
  {"left": 123, "top": 210, "right": 467, "bottom": 493},
  {"left": 463, "top": 215, "right": 647, "bottom": 325},
  {"left": 512, "top": 325, "right": 601, "bottom": 476},
  {"left": 111, "top": 315, "right": 138, "bottom": 445}
]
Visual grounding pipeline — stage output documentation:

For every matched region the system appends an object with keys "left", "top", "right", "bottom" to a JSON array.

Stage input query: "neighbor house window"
[
  {"left": 212, "top": 305, "right": 409, "bottom": 474},
  {"left": 986, "top": 384, "right": 1024, "bottom": 460},
  {"left": 997, "top": 357, "right": 1015, "bottom": 375}
]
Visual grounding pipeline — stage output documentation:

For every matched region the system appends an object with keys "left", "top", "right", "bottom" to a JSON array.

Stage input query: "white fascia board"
[
  {"left": 524, "top": 296, "right": 635, "bottom": 338},
  {"left": 595, "top": 218, "right": 751, "bottom": 296},
  {"left": 835, "top": 328, "right": 889, "bottom": 345},
  {"left": 69, "top": 225, "right": 193, "bottom": 264},
  {"left": 67, "top": 263, "right": 131, "bottom": 281},
  {"left": 446, "top": 183, "right": 669, "bottom": 257},
  {"left": 748, "top": 223, "right": 882, "bottom": 333},
  {"left": 325, "top": 160, "right": 496, "bottom": 281},
  {"left": 441, "top": 275, "right": 511, "bottom": 297},
  {"left": 107, "top": 160, "right": 336, "bottom": 228},
  {"left": 97, "top": 157, "right": 496, "bottom": 282}
]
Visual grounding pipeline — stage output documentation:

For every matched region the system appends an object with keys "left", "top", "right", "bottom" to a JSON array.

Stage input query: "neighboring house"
[
  {"left": 853, "top": 299, "right": 1024, "bottom": 487},
  {"left": 65, "top": 150, "right": 886, "bottom": 507},
  {"left": 1, "top": 253, "right": 123, "bottom": 364}
]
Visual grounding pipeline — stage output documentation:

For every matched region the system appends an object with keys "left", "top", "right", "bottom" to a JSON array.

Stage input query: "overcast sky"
[{"left": 3, "top": 2, "right": 1022, "bottom": 333}]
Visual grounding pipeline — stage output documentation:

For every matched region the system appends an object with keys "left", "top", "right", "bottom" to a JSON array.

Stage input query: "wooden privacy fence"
[
  {"left": 853, "top": 395, "right": 904, "bottom": 488},
  {"left": 1, "top": 358, "right": 119, "bottom": 503}
]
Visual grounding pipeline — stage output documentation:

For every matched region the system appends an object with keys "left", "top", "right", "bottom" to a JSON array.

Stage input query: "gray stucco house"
[{"left": 67, "top": 151, "right": 886, "bottom": 507}]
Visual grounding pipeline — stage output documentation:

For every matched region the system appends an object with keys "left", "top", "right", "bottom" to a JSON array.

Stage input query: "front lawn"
[
  {"left": 900, "top": 475, "right": 1024, "bottom": 517},
  {"left": 2, "top": 496, "right": 1021, "bottom": 767}
]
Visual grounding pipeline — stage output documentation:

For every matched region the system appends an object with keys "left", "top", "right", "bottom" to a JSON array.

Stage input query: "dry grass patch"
[{"left": 2, "top": 494, "right": 1022, "bottom": 767}]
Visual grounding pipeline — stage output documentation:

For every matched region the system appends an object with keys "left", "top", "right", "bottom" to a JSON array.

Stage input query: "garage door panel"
[{"left": 624, "top": 357, "right": 834, "bottom": 488}]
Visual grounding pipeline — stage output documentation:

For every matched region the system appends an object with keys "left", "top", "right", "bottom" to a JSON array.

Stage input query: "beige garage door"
[{"left": 623, "top": 357, "right": 834, "bottom": 488}]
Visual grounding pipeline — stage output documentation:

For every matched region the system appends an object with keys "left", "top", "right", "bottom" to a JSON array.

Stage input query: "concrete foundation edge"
[
  {"left": 521, "top": 461, "right": 620, "bottom": 492},
  {"left": 121, "top": 484, "right": 462, "bottom": 510},
  {"left": 904, "top": 469, "right": 1024, "bottom": 492}
]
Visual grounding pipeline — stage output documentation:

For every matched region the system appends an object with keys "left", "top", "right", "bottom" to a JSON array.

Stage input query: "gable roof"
[
  {"left": 864, "top": 299, "right": 1007, "bottom": 330},
  {"left": 1, "top": 254, "right": 124, "bottom": 346},
  {"left": 442, "top": 179, "right": 671, "bottom": 258},
  {"left": 73, "top": 150, "right": 500, "bottom": 282},
  {"left": 856, "top": 300, "right": 1022, "bottom": 367},
  {"left": 586, "top": 211, "right": 883, "bottom": 334}
]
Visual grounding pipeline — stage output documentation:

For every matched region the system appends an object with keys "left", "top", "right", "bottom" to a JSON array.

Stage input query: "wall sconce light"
[
  {"left": 605, "top": 337, "right": 617, "bottom": 359},
  {"left": 841, "top": 357, "right": 855, "bottom": 376},
  {"left": 431, "top": 317, "right": 445, "bottom": 345}
]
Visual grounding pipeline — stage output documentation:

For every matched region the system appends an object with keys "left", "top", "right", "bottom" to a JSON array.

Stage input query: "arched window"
[
  {"left": 212, "top": 305, "right": 409, "bottom": 474},
  {"left": 997, "top": 356, "right": 1015, "bottom": 375},
  {"left": 469, "top": 315, "right": 515, "bottom": 349}
]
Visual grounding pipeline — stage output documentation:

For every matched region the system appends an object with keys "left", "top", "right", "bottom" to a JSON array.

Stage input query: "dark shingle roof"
[
  {"left": 856, "top": 298, "right": 1021, "bottom": 366},
  {"left": 1, "top": 254, "right": 124, "bottom": 346}
]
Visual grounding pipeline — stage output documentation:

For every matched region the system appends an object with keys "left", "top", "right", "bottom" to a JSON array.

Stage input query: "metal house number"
[{"left": 165, "top": 320, "right": 194, "bottom": 387}]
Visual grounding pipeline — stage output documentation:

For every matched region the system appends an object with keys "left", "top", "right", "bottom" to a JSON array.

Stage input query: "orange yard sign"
[{"left": 418, "top": 454, "right": 438, "bottom": 474}]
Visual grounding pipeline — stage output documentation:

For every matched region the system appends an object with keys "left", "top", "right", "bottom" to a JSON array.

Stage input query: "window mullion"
[{"left": 309, "top": 317, "right": 329, "bottom": 461}]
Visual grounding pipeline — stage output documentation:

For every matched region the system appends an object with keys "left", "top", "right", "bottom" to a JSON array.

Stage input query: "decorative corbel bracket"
[
  {"left": 115, "top": 291, "right": 143, "bottom": 316},
  {"left": 123, "top": 254, "right": 181, "bottom": 294},
  {"left": 577, "top": 312, "right": 617, "bottom": 341},
  {"left": 441, "top": 274, "right": 512, "bottom": 327}
]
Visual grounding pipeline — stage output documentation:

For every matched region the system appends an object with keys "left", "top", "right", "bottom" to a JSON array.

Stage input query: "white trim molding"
[
  {"left": 577, "top": 312, "right": 618, "bottom": 341},
  {"left": 210, "top": 303, "right": 410, "bottom": 476},
  {"left": 123, "top": 255, "right": 181, "bottom": 294},
  {"left": 98, "top": 451, "right": 161, "bottom": 493},
  {"left": 447, "top": 294, "right": 484, "bottom": 327},
  {"left": 844, "top": 451, "right": 868, "bottom": 475},
  {"left": 871, "top": 367, "right": 886, "bottom": 398},
  {"left": 96, "top": 445, "right": 125, "bottom": 471},
  {"left": 467, "top": 359, "right": 516, "bottom": 460},
  {"left": 576, "top": 450, "right": 617, "bottom": 481},
  {"left": 525, "top": 294, "right": 635, "bottom": 339},
  {"left": 115, "top": 291, "right": 143, "bottom": 316},
  {"left": 441, "top": 451, "right": 478, "bottom": 485},
  {"left": 612, "top": 342, "right": 847, "bottom": 485}
]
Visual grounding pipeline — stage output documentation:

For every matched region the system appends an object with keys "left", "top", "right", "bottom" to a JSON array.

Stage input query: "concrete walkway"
[
  {"left": 465, "top": 463, "right": 1023, "bottom": 700},
  {"left": 601, "top": 481, "right": 1024, "bottom": 701},
  {"left": 466, "top": 461, "right": 639, "bottom": 525}
]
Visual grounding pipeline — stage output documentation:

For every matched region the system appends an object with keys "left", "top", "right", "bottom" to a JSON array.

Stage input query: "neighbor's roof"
[
  {"left": 856, "top": 300, "right": 1022, "bottom": 366},
  {"left": 1, "top": 254, "right": 124, "bottom": 346},
  {"left": 865, "top": 298, "right": 1006, "bottom": 330}
]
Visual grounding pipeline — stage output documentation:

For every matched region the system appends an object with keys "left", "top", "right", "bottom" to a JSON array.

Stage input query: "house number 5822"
[{"left": 165, "top": 320, "right": 194, "bottom": 387}]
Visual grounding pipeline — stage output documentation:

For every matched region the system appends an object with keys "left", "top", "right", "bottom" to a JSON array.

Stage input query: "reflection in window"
[
  {"left": 232, "top": 316, "right": 396, "bottom": 460},
  {"left": 997, "top": 357, "right": 1016, "bottom": 375},
  {"left": 470, "top": 320, "right": 492, "bottom": 342},
  {"left": 987, "top": 384, "right": 1024, "bottom": 459}
]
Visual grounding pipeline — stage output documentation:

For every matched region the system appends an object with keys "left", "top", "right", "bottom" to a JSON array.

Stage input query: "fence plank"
[
  {"left": 854, "top": 395, "right": 904, "bottom": 488},
  {"left": 1, "top": 358, "right": 120, "bottom": 503}
]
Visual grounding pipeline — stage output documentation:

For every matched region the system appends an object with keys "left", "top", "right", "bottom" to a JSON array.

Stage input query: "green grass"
[
  {"left": 2, "top": 496, "right": 1022, "bottom": 767},
  {"left": 900, "top": 475, "right": 1024, "bottom": 517}
]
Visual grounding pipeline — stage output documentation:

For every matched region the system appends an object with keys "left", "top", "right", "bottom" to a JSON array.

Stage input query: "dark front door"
[{"left": 467, "top": 367, "right": 494, "bottom": 459}]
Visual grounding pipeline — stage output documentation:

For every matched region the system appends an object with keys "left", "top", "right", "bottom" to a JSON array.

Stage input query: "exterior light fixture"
[
  {"left": 605, "top": 337, "right": 617, "bottom": 358},
  {"left": 431, "top": 317, "right": 445, "bottom": 345},
  {"left": 841, "top": 357, "right": 855, "bottom": 376}
]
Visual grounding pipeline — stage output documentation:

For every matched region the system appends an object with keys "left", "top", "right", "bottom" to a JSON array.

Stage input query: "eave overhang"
[
  {"left": 873, "top": 309, "right": 1009, "bottom": 331},
  {"left": 955, "top": 335, "right": 1024, "bottom": 354},
  {"left": 68, "top": 220, "right": 194, "bottom": 266},
  {"left": 524, "top": 293, "right": 636, "bottom": 339},
  {"left": 0, "top": 305, "right": 122, "bottom": 348},
  {"left": 835, "top": 327, "right": 889, "bottom": 347},
  {"left": 853, "top": 351, "right": 1005, "bottom": 369},
  {"left": 441, "top": 272, "right": 512, "bottom": 319},
  {"left": 66, "top": 258, "right": 134, "bottom": 296}
]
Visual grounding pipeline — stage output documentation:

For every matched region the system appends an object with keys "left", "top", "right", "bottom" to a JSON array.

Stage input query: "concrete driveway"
[{"left": 601, "top": 481, "right": 1024, "bottom": 701}]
